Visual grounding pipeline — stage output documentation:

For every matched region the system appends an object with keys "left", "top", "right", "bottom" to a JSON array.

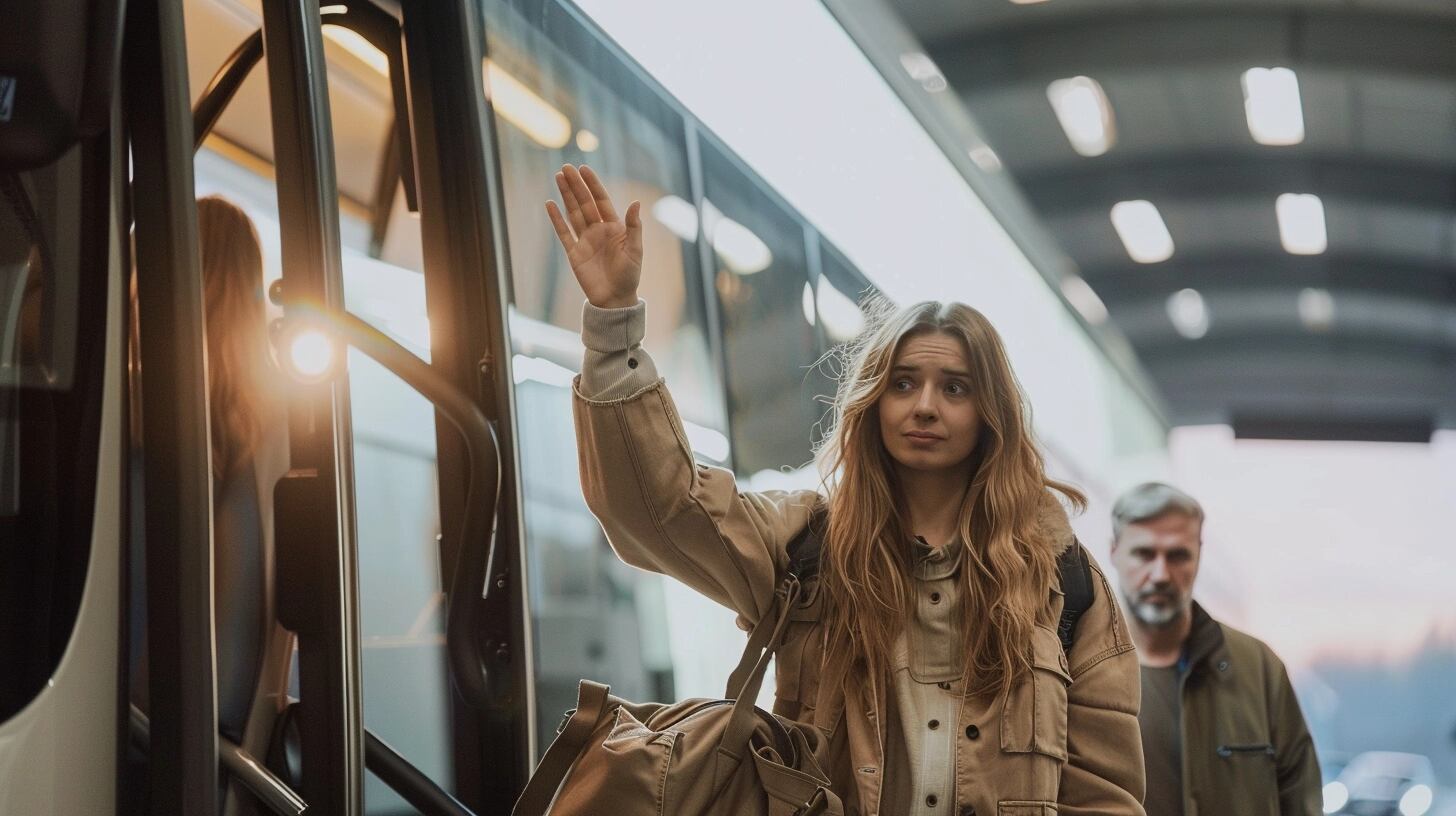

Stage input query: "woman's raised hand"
[{"left": 546, "top": 164, "right": 642, "bottom": 310}]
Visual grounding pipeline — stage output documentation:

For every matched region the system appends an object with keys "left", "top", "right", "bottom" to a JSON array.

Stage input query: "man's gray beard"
[{"left": 1125, "top": 594, "right": 1187, "bottom": 628}]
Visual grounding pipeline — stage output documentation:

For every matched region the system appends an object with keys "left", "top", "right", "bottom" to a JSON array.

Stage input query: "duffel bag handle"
[
  {"left": 512, "top": 680, "right": 613, "bottom": 816},
  {"left": 718, "top": 577, "right": 802, "bottom": 761}
]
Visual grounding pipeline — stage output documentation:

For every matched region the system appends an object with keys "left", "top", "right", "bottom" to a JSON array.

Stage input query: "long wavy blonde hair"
[
  {"left": 197, "top": 196, "right": 279, "bottom": 478},
  {"left": 814, "top": 298, "right": 1084, "bottom": 698}
]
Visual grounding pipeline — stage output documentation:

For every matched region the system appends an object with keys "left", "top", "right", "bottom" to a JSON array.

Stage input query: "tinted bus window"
[
  {"left": 482, "top": 0, "right": 726, "bottom": 750},
  {"left": 0, "top": 144, "right": 108, "bottom": 720}
]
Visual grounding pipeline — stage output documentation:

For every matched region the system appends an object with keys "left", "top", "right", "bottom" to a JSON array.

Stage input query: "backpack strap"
[
  {"left": 1056, "top": 541, "right": 1094, "bottom": 654},
  {"left": 785, "top": 507, "right": 1094, "bottom": 657},
  {"left": 785, "top": 506, "right": 827, "bottom": 583}
]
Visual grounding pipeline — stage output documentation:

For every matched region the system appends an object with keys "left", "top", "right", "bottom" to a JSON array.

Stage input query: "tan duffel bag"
[{"left": 512, "top": 575, "right": 842, "bottom": 816}]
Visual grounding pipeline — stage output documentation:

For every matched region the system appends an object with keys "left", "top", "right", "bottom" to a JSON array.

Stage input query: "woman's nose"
[{"left": 914, "top": 386, "right": 938, "bottom": 418}]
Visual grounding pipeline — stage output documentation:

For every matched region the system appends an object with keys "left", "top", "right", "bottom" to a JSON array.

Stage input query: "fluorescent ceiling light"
[
  {"left": 1046, "top": 76, "right": 1115, "bottom": 157},
  {"left": 899, "top": 52, "right": 948, "bottom": 93},
  {"left": 1166, "top": 288, "right": 1209, "bottom": 339},
  {"left": 319, "top": 5, "right": 348, "bottom": 14},
  {"left": 322, "top": 25, "right": 389, "bottom": 76},
  {"left": 1059, "top": 275, "right": 1109, "bottom": 325},
  {"left": 1297, "top": 287, "right": 1335, "bottom": 332},
  {"left": 1110, "top": 200, "right": 1174, "bottom": 264},
  {"left": 651, "top": 195, "right": 699, "bottom": 243},
  {"left": 483, "top": 60, "right": 572, "bottom": 150},
  {"left": 1399, "top": 784, "right": 1432, "bottom": 816},
  {"left": 1276, "top": 193, "right": 1327, "bottom": 255},
  {"left": 968, "top": 144, "right": 1003, "bottom": 172},
  {"left": 702, "top": 199, "right": 773, "bottom": 274},
  {"left": 1322, "top": 781, "right": 1349, "bottom": 815},
  {"left": 575, "top": 129, "right": 600, "bottom": 152},
  {"left": 817, "top": 278, "right": 866, "bottom": 342},
  {"left": 1242, "top": 67, "right": 1305, "bottom": 146}
]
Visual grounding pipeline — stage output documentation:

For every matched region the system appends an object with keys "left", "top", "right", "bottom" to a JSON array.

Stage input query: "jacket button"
[
  {"left": 627, "top": 357, "right": 639, "bottom": 369},
  {"left": 928, "top": 719, "right": 940, "bottom": 730},
  {"left": 930, "top": 591, "right": 941, "bottom": 604},
  {"left": 958, "top": 808, "right": 976, "bottom": 816},
  {"left": 965, "top": 724, "right": 980, "bottom": 740},
  {"left": 938, "top": 682, "right": 951, "bottom": 691},
  {"left": 926, "top": 794, "right": 938, "bottom": 807}
]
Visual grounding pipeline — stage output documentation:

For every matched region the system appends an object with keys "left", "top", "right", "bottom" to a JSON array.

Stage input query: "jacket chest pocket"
[
  {"left": 772, "top": 582, "right": 827, "bottom": 722},
  {"left": 1000, "top": 626, "right": 1071, "bottom": 762}
]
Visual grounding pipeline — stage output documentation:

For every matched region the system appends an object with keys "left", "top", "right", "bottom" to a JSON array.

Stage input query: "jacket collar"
[{"left": 1183, "top": 601, "right": 1231, "bottom": 677}]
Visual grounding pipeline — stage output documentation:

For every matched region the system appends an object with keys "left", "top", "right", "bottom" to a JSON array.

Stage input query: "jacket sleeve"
[
  {"left": 572, "top": 299, "right": 819, "bottom": 626},
  {"left": 1270, "top": 654, "right": 1323, "bottom": 816},
  {"left": 1060, "top": 559, "right": 1147, "bottom": 816}
]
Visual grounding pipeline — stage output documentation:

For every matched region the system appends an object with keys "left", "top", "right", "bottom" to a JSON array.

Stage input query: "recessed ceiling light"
[
  {"left": 1298, "top": 287, "right": 1335, "bottom": 332},
  {"left": 1166, "top": 288, "right": 1209, "bottom": 339},
  {"left": 1047, "top": 76, "right": 1115, "bottom": 157},
  {"left": 968, "top": 144, "right": 1003, "bottom": 171},
  {"left": 899, "top": 52, "right": 948, "bottom": 93},
  {"left": 1242, "top": 67, "right": 1305, "bottom": 146},
  {"left": 1110, "top": 200, "right": 1174, "bottom": 264},
  {"left": 1276, "top": 193, "right": 1327, "bottom": 255}
]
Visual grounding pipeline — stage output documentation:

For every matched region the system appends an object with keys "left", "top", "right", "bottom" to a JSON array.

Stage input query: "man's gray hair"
[{"left": 1111, "top": 482, "right": 1205, "bottom": 539}]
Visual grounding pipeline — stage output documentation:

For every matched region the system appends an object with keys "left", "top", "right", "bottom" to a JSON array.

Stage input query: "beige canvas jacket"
[{"left": 572, "top": 302, "right": 1146, "bottom": 816}]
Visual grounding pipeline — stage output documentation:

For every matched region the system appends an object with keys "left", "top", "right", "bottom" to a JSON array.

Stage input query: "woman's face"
[{"left": 877, "top": 330, "right": 982, "bottom": 475}]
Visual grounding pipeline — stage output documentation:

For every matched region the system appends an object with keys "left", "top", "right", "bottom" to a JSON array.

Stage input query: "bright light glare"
[
  {"left": 322, "top": 25, "right": 389, "bottom": 76},
  {"left": 1047, "top": 76, "right": 1115, "bottom": 157},
  {"left": 652, "top": 195, "right": 699, "bottom": 242},
  {"left": 1167, "top": 288, "right": 1209, "bottom": 339},
  {"left": 702, "top": 199, "right": 772, "bottom": 274},
  {"left": 1322, "top": 781, "right": 1349, "bottom": 814},
  {"left": 1277, "top": 193, "right": 1328, "bottom": 255},
  {"left": 289, "top": 328, "right": 337, "bottom": 380},
  {"left": 1242, "top": 67, "right": 1305, "bottom": 146},
  {"left": 484, "top": 60, "right": 572, "bottom": 149},
  {"left": 899, "top": 52, "right": 948, "bottom": 93},
  {"left": 1399, "top": 784, "right": 1433, "bottom": 816},
  {"left": 1298, "top": 287, "right": 1336, "bottom": 332},
  {"left": 682, "top": 420, "right": 731, "bottom": 462},
  {"left": 319, "top": 4, "right": 348, "bottom": 14},
  {"left": 802, "top": 282, "right": 817, "bottom": 327},
  {"left": 1060, "top": 275, "right": 1109, "bottom": 325},
  {"left": 817, "top": 278, "right": 866, "bottom": 342},
  {"left": 968, "top": 144, "right": 1003, "bottom": 172},
  {"left": 511, "top": 354, "right": 577, "bottom": 388},
  {"left": 575, "top": 129, "right": 600, "bottom": 152},
  {"left": 1110, "top": 200, "right": 1175, "bottom": 264}
]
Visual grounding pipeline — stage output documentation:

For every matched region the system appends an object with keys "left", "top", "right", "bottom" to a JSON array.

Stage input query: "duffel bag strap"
[
  {"left": 512, "top": 680, "right": 612, "bottom": 816},
  {"left": 724, "top": 575, "right": 802, "bottom": 700},
  {"left": 718, "top": 578, "right": 802, "bottom": 760}
]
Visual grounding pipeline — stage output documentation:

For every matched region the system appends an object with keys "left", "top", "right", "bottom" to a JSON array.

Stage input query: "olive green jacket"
[{"left": 1174, "top": 604, "right": 1321, "bottom": 816}]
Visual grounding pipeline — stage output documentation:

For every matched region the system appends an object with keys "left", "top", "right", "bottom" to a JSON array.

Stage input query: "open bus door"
[{"left": 4, "top": 0, "right": 533, "bottom": 813}]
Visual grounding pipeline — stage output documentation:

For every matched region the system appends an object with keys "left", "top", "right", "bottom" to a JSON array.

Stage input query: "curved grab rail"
[{"left": 317, "top": 307, "right": 505, "bottom": 709}]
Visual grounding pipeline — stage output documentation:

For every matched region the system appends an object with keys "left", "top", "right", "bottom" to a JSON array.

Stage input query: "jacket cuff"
[
  {"left": 578, "top": 299, "right": 659, "bottom": 400},
  {"left": 581, "top": 298, "right": 646, "bottom": 353}
]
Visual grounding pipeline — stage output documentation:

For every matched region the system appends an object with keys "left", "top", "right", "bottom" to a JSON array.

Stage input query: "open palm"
[{"left": 546, "top": 164, "right": 643, "bottom": 310}]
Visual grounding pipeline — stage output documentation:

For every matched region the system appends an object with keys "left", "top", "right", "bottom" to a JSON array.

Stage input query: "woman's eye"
[
  {"left": 894, "top": 379, "right": 914, "bottom": 391},
  {"left": 946, "top": 382, "right": 967, "bottom": 395}
]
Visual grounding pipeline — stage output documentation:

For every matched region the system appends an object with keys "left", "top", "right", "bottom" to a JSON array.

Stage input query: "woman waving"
[{"left": 548, "top": 164, "right": 1145, "bottom": 816}]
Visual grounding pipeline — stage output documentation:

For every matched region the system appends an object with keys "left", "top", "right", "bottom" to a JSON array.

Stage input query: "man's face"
[{"left": 1111, "top": 512, "right": 1202, "bottom": 628}]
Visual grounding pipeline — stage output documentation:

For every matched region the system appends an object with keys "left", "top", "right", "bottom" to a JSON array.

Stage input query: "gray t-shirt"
[{"left": 1139, "top": 664, "right": 1184, "bottom": 816}]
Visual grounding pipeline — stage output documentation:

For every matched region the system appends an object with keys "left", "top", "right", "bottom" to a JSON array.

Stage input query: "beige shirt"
[{"left": 884, "top": 537, "right": 968, "bottom": 815}]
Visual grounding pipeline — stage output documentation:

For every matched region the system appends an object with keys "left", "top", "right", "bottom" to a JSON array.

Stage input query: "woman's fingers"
[
  {"left": 545, "top": 201, "right": 576, "bottom": 253},
  {"left": 562, "top": 164, "right": 603, "bottom": 224},
  {"left": 625, "top": 200, "right": 643, "bottom": 261},
  {"left": 554, "top": 172, "right": 588, "bottom": 234},
  {"left": 579, "top": 165, "right": 619, "bottom": 222}
]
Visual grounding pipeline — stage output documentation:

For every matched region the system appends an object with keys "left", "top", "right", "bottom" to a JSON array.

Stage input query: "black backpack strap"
[
  {"left": 1056, "top": 540, "right": 1094, "bottom": 654},
  {"left": 785, "top": 505, "right": 827, "bottom": 583}
]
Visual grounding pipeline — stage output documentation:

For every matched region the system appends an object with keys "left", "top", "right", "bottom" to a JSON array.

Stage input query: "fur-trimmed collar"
[{"left": 1033, "top": 489, "right": 1078, "bottom": 555}]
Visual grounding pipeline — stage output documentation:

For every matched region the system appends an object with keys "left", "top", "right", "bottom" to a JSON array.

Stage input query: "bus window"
[
  {"left": 482, "top": 0, "right": 725, "bottom": 751},
  {"left": 0, "top": 143, "right": 107, "bottom": 721},
  {"left": 700, "top": 138, "right": 822, "bottom": 481}
]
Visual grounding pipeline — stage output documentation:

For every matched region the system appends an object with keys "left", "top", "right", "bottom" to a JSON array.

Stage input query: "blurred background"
[{"left": 174, "top": 0, "right": 1456, "bottom": 811}]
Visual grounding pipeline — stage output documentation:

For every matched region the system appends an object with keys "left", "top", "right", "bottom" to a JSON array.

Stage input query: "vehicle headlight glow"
[
  {"left": 1322, "top": 781, "right": 1348, "bottom": 814},
  {"left": 1399, "top": 784, "right": 1433, "bottom": 816}
]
